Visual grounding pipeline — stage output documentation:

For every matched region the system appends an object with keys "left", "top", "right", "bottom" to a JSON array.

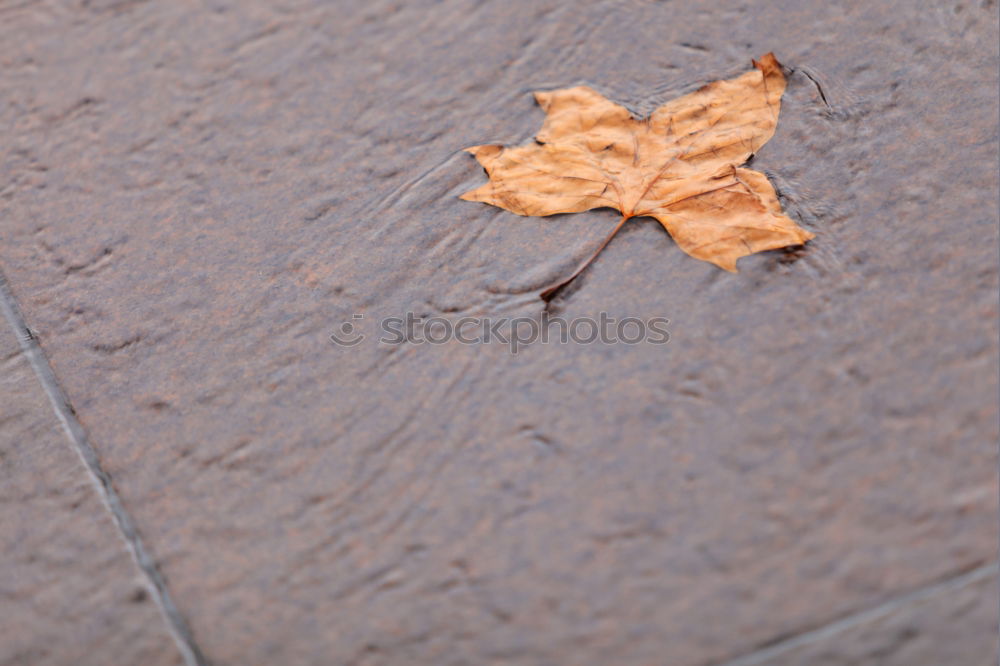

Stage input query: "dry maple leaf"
[{"left": 460, "top": 53, "right": 814, "bottom": 299}]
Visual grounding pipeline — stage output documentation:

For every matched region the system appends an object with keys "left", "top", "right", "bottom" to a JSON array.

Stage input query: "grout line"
[
  {"left": 715, "top": 561, "right": 999, "bottom": 666},
  {"left": 0, "top": 271, "right": 209, "bottom": 666}
]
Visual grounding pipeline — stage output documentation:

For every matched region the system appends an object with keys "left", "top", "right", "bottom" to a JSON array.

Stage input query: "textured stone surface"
[
  {"left": 0, "top": 329, "right": 181, "bottom": 665},
  {"left": 759, "top": 566, "right": 999, "bottom": 666},
  {"left": 0, "top": 0, "right": 997, "bottom": 664}
]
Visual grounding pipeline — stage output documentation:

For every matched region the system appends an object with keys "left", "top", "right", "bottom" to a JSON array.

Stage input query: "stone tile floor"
[{"left": 1, "top": 1, "right": 997, "bottom": 664}]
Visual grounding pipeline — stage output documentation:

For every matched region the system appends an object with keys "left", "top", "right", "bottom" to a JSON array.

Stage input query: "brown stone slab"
[
  {"left": 0, "top": 1, "right": 997, "bottom": 664},
  {"left": 0, "top": 318, "right": 182, "bottom": 664},
  {"left": 725, "top": 564, "right": 998, "bottom": 666}
]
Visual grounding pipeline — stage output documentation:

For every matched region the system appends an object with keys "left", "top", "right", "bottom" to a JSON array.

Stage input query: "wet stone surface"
[
  {"left": 1, "top": 1, "right": 997, "bottom": 664},
  {"left": 0, "top": 326, "right": 181, "bottom": 665},
  {"left": 760, "top": 566, "right": 999, "bottom": 666}
]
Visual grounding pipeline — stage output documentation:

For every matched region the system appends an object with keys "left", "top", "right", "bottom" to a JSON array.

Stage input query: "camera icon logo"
[{"left": 329, "top": 314, "right": 365, "bottom": 347}]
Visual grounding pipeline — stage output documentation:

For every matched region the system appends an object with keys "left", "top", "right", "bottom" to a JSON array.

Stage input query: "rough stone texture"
[
  {"left": 0, "top": 1, "right": 997, "bottom": 664},
  {"left": 760, "top": 566, "right": 999, "bottom": 666},
  {"left": 0, "top": 329, "right": 181, "bottom": 665}
]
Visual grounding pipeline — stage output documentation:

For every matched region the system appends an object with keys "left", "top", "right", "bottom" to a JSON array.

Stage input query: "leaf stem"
[{"left": 540, "top": 214, "right": 630, "bottom": 302}]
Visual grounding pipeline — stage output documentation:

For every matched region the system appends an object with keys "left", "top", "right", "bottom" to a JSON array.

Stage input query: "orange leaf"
[{"left": 460, "top": 53, "right": 814, "bottom": 297}]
